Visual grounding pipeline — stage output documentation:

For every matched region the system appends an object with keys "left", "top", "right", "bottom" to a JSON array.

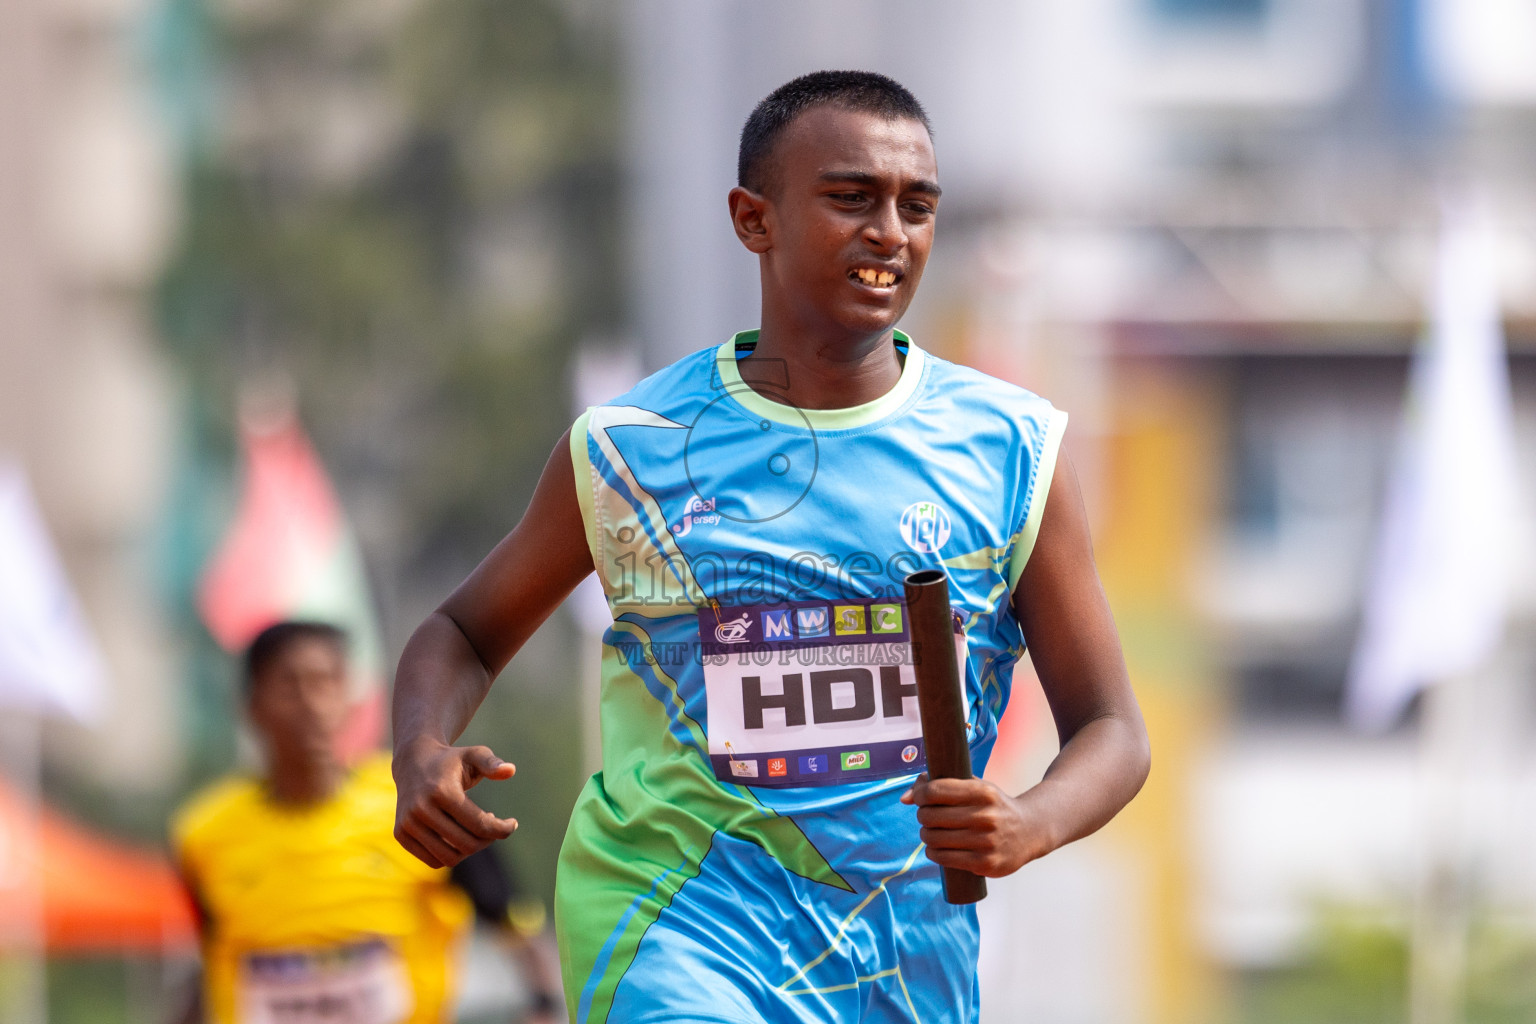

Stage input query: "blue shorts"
[{"left": 595, "top": 831, "right": 981, "bottom": 1024}]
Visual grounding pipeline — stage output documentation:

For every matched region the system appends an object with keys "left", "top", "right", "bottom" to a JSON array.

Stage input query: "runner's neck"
[
  {"left": 265, "top": 757, "right": 347, "bottom": 807},
  {"left": 738, "top": 328, "right": 905, "bottom": 411}
]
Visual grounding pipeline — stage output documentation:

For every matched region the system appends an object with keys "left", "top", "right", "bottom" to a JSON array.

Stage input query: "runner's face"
[
  {"left": 249, "top": 639, "right": 350, "bottom": 766},
  {"left": 762, "top": 106, "right": 939, "bottom": 340}
]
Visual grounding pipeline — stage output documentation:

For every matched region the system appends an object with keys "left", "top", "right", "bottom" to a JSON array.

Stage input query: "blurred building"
[
  {"left": 0, "top": 0, "right": 182, "bottom": 790},
  {"left": 623, "top": 1, "right": 1536, "bottom": 1021}
]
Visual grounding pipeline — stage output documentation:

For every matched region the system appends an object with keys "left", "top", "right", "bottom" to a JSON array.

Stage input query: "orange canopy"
[{"left": 0, "top": 778, "right": 197, "bottom": 954}]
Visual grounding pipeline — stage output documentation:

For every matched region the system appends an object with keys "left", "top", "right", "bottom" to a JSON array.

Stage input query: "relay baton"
[{"left": 903, "top": 569, "right": 988, "bottom": 905}]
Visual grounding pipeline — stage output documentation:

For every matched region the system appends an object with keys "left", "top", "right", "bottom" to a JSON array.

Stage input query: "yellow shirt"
[{"left": 172, "top": 755, "right": 471, "bottom": 1024}]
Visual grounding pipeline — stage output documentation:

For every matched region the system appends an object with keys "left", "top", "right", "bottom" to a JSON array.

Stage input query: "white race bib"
[
  {"left": 697, "top": 599, "right": 964, "bottom": 787},
  {"left": 239, "top": 939, "right": 411, "bottom": 1024}
]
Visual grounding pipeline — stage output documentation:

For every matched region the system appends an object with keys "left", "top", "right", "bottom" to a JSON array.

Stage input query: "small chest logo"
[
  {"left": 762, "top": 609, "right": 794, "bottom": 641},
  {"left": 671, "top": 496, "right": 720, "bottom": 538},
  {"left": 795, "top": 607, "right": 830, "bottom": 638},
  {"left": 714, "top": 613, "right": 751, "bottom": 644},
  {"left": 833, "top": 605, "right": 866, "bottom": 635},
  {"left": 900, "top": 501, "right": 952, "bottom": 553}
]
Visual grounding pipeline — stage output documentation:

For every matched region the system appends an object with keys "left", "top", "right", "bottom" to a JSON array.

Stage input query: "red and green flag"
[{"left": 196, "top": 411, "right": 385, "bottom": 760}]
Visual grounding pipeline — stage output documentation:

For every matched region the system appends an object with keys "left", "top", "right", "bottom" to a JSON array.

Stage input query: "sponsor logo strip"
[
  {"left": 708, "top": 738, "right": 925, "bottom": 788},
  {"left": 697, "top": 598, "right": 912, "bottom": 657}
]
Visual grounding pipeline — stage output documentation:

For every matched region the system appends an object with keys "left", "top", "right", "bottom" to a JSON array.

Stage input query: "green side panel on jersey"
[{"left": 557, "top": 620, "right": 851, "bottom": 1024}]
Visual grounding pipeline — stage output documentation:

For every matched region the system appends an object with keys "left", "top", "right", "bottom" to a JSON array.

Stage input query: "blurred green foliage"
[
  {"left": 157, "top": 0, "right": 620, "bottom": 558},
  {"left": 1233, "top": 905, "right": 1536, "bottom": 1024},
  {"left": 146, "top": 0, "right": 619, "bottom": 904},
  {"left": 46, "top": 958, "right": 161, "bottom": 1024}
]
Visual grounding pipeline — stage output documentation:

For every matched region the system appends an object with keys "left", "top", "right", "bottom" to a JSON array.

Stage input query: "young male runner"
[
  {"left": 172, "top": 621, "right": 562, "bottom": 1024},
  {"left": 391, "top": 71, "right": 1150, "bottom": 1023}
]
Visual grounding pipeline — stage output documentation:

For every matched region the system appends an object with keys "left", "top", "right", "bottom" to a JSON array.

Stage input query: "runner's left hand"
[{"left": 900, "top": 774, "right": 1048, "bottom": 878}]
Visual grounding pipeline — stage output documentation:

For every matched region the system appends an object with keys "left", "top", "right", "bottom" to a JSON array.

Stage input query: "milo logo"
[{"left": 841, "top": 750, "right": 870, "bottom": 771}]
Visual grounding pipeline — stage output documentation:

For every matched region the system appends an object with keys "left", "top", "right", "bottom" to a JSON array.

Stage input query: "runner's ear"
[{"left": 728, "top": 186, "right": 772, "bottom": 253}]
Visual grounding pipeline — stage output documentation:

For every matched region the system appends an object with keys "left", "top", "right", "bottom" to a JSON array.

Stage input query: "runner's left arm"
[{"left": 902, "top": 451, "right": 1150, "bottom": 876}]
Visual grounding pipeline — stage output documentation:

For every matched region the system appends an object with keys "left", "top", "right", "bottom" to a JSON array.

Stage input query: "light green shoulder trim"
[
  {"left": 1007, "top": 408, "right": 1069, "bottom": 592},
  {"left": 569, "top": 410, "right": 600, "bottom": 569},
  {"left": 714, "top": 329, "right": 925, "bottom": 431}
]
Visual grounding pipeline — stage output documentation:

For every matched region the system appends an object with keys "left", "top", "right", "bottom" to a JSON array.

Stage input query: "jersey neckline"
[{"left": 714, "top": 329, "right": 925, "bottom": 432}]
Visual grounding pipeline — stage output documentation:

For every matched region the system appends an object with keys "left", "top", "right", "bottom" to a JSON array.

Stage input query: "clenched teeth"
[{"left": 853, "top": 268, "right": 898, "bottom": 287}]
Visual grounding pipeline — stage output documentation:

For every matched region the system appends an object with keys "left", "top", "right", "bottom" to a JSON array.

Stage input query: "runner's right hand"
[{"left": 393, "top": 738, "right": 518, "bottom": 868}]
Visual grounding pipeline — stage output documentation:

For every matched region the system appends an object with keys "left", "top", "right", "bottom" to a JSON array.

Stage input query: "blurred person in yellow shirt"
[{"left": 171, "top": 621, "right": 561, "bottom": 1024}]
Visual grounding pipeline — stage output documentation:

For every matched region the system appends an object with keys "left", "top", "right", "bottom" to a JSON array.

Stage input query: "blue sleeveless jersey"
[{"left": 556, "top": 331, "right": 1066, "bottom": 1024}]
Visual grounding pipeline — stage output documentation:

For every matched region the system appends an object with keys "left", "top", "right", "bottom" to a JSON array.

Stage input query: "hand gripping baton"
[{"left": 903, "top": 568, "right": 988, "bottom": 905}]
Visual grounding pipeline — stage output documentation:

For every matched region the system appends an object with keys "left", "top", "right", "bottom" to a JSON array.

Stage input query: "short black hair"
[
  {"left": 244, "top": 620, "right": 348, "bottom": 696},
  {"left": 738, "top": 70, "right": 932, "bottom": 194}
]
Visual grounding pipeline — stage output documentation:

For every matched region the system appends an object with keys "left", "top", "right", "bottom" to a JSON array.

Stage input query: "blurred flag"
[
  {"left": 0, "top": 461, "right": 106, "bottom": 723},
  {"left": 1345, "top": 195, "right": 1518, "bottom": 732},
  {"left": 196, "top": 410, "right": 385, "bottom": 758}
]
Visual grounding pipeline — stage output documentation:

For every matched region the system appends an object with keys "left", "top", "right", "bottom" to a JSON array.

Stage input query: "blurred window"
[
  {"left": 1217, "top": 356, "right": 1402, "bottom": 722},
  {"left": 1235, "top": 652, "right": 1357, "bottom": 722},
  {"left": 1220, "top": 354, "right": 1536, "bottom": 723},
  {"left": 1150, "top": 0, "right": 1268, "bottom": 23},
  {"left": 1224, "top": 357, "right": 1397, "bottom": 565}
]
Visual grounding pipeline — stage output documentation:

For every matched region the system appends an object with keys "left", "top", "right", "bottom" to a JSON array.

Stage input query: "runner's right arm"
[
  {"left": 167, "top": 869, "right": 209, "bottom": 1024},
  {"left": 449, "top": 848, "right": 564, "bottom": 1023},
  {"left": 392, "top": 430, "right": 594, "bottom": 868}
]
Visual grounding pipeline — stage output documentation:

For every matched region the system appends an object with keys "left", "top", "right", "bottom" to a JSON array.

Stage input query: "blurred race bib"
[{"left": 239, "top": 938, "right": 410, "bottom": 1024}]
